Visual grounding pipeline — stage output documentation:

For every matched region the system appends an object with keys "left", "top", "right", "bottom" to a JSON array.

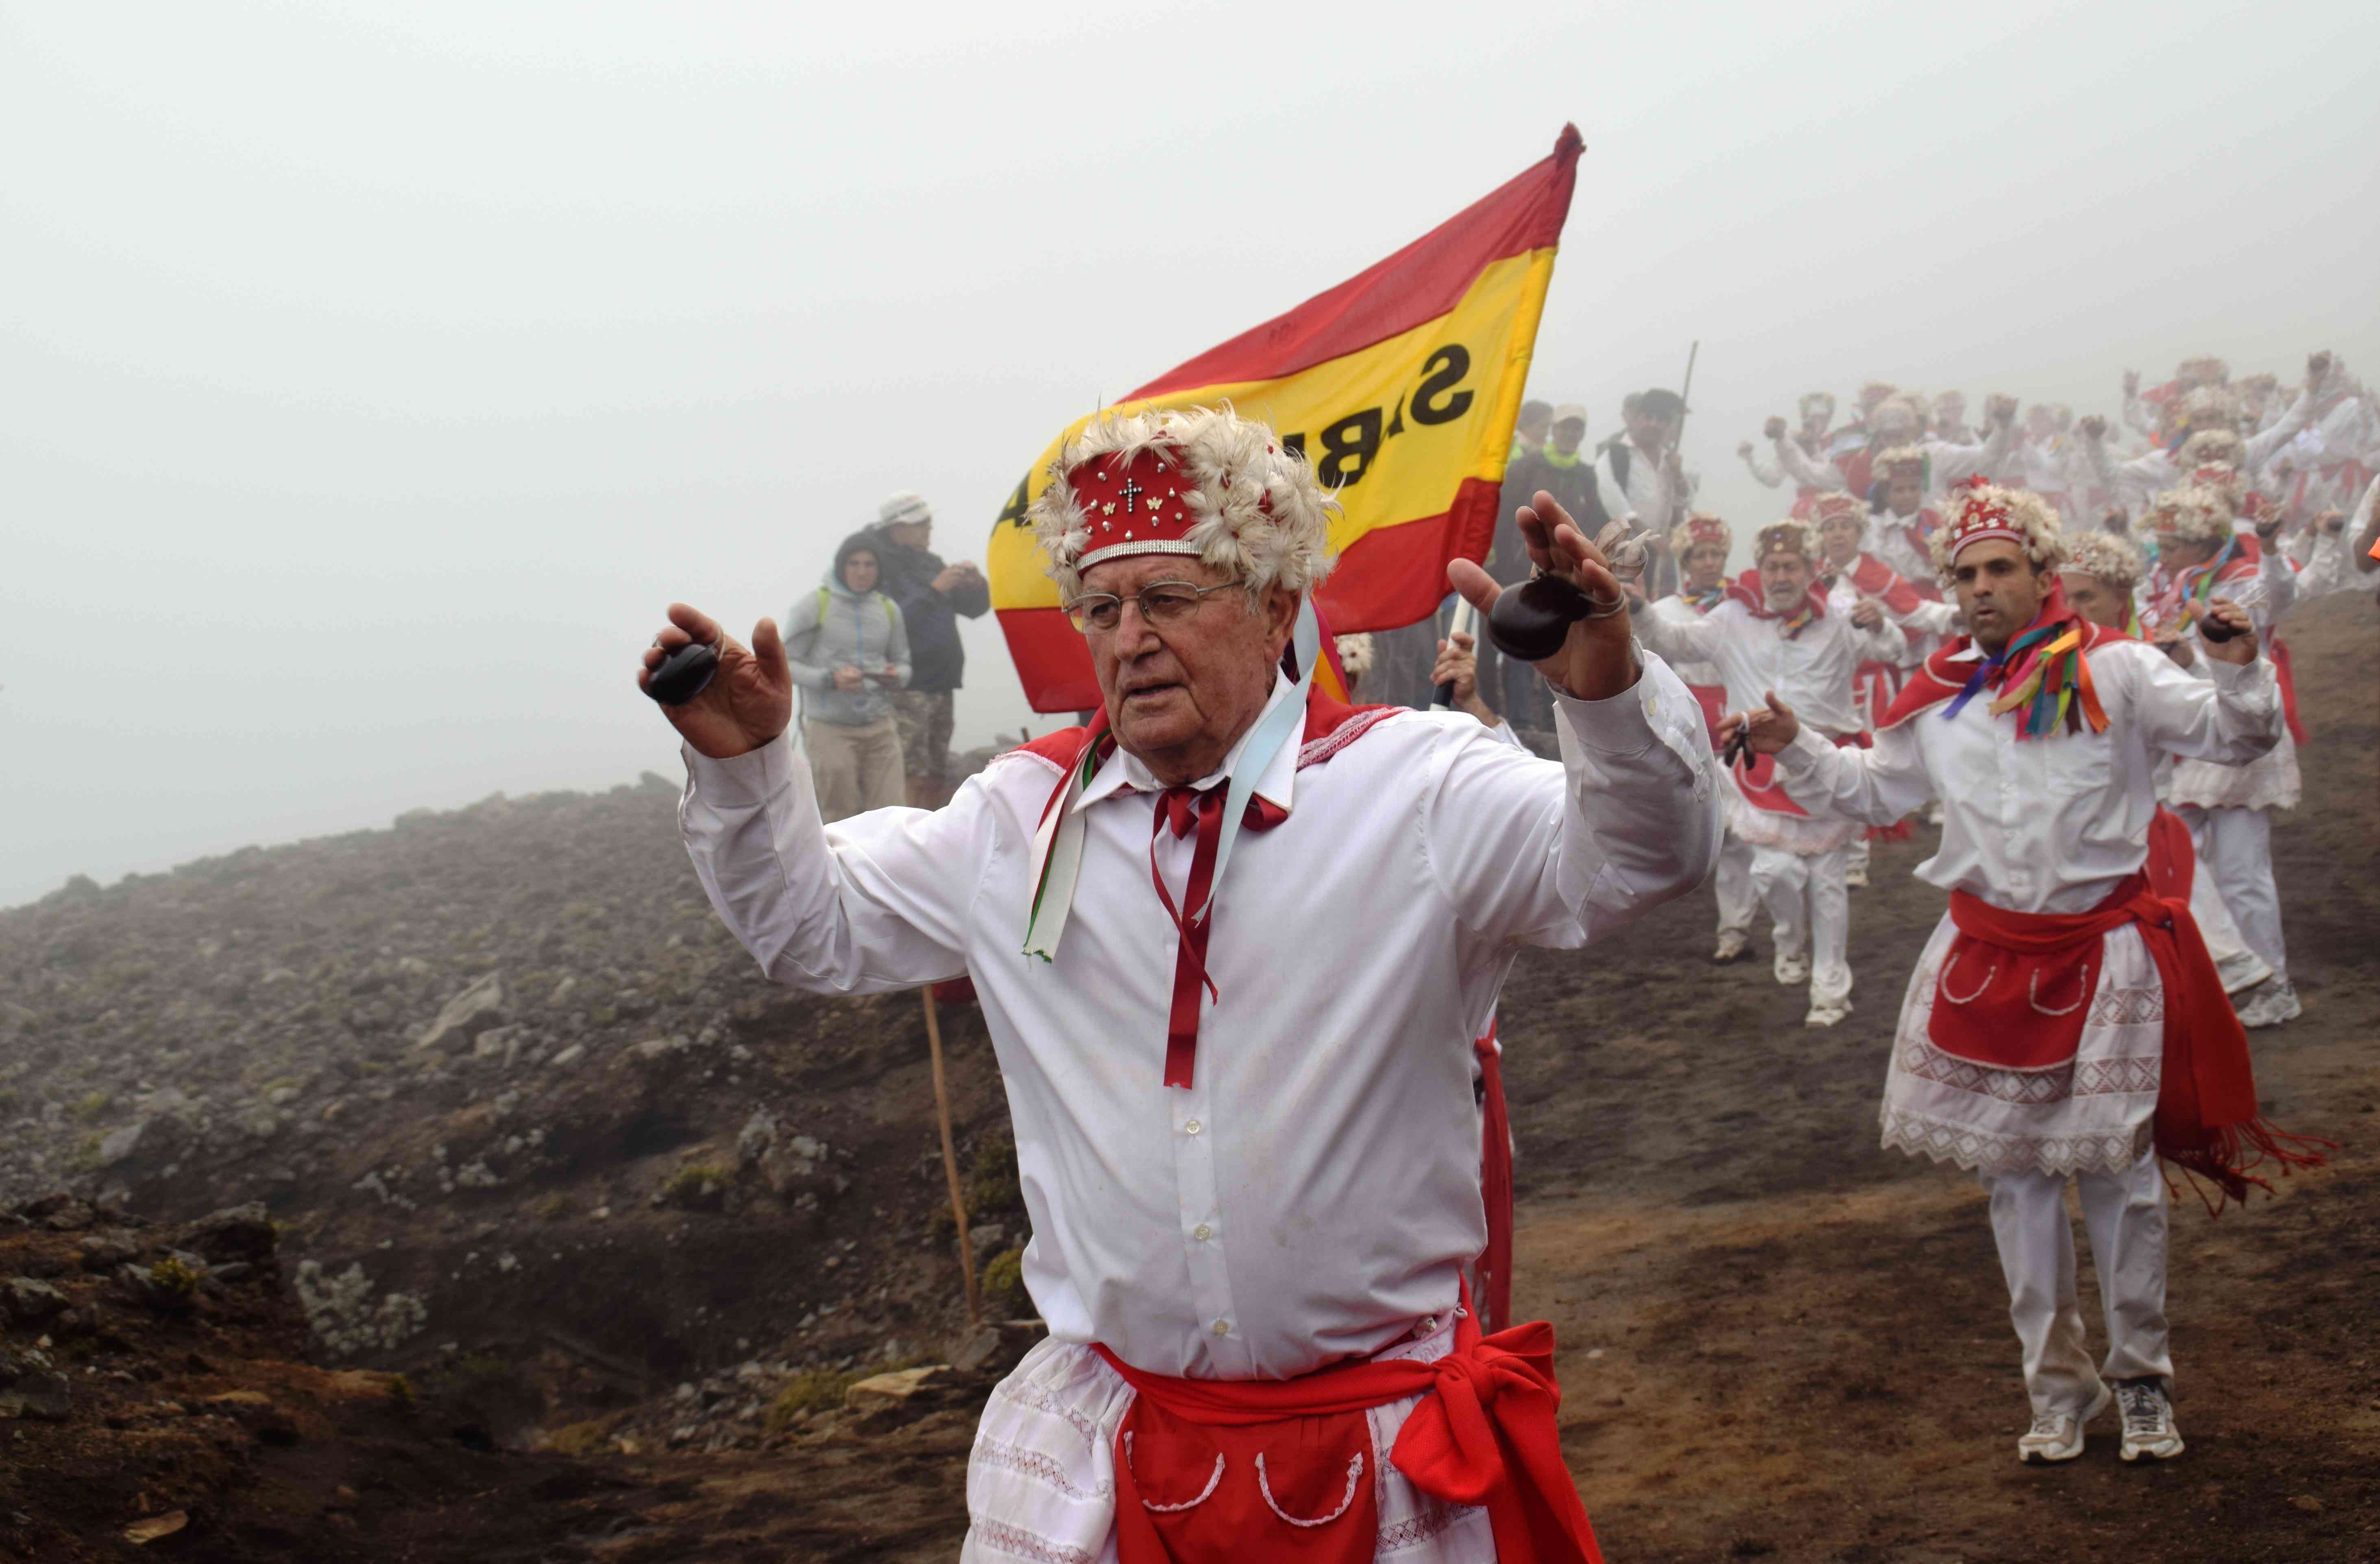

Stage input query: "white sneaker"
[
  {"left": 1804, "top": 996, "right": 1852, "bottom": 1028},
  {"left": 1844, "top": 862, "right": 1870, "bottom": 889},
  {"left": 1774, "top": 953, "right": 1810, "bottom": 986},
  {"left": 2235, "top": 978, "right": 2299, "bottom": 1029},
  {"left": 1712, "top": 930, "right": 1750, "bottom": 963},
  {"left": 2116, "top": 1379, "right": 2184, "bottom": 1463},
  {"left": 2017, "top": 1383, "right": 2111, "bottom": 1464}
]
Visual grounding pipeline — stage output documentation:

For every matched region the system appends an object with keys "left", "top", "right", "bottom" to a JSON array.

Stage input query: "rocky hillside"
[{"left": 0, "top": 758, "right": 1030, "bottom": 1453}]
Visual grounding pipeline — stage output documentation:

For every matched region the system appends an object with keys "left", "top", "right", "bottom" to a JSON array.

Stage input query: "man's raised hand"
[
  {"left": 1716, "top": 690, "right": 1800, "bottom": 757},
  {"left": 2188, "top": 597, "right": 2258, "bottom": 665},
  {"left": 1446, "top": 489, "right": 1640, "bottom": 702},
  {"left": 639, "top": 603, "right": 794, "bottom": 759}
]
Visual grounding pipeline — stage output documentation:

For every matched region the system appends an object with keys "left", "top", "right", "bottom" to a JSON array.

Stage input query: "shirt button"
[
  {"left": 1183, "top": 1119, "right": 1202, "bottom": 1136},
  {"left": 1192, "top": 1224, "right": 1212, "bottom": 1242},
  {"left": 1210, "top": 1320, "right": 1229, "bottom": 1336}
]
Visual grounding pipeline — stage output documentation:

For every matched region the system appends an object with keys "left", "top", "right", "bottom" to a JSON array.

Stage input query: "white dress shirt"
[
  {"left": 1632, "top": 597, "right": 1905, "bottom": 738},
  {"left": 1593, "top": 438, "right": 1700, "bottom": 533},
  {"left": 1772, "top": 641, "right": 2281, "bottom": 914},
  {"left": 677, "top": 662, "right": 1720, "bottom": 1380},
  {"left": 1644, "top": 593, "right": 1724, "bottom": 686}
]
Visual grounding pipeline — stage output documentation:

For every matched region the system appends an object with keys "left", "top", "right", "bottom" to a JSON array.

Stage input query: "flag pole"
[
  {"left": 921, "top": 987, "right": 982, "bottom": 1324},
  {"left": 1430, "top": 599, "right": 1480, "bottom": 711}
]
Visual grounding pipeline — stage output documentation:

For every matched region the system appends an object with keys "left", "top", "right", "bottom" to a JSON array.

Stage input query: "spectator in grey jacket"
[{"left": 782, "top": 533, "right": 911, "bottom": 820}]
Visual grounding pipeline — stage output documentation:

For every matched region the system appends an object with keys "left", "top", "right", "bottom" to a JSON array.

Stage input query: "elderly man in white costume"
[
  {"left": 1723, "top": 479, "right": 2312, "bottom": 1470},
  {"left": 640, "top": 405, "right": 1720, "bottom": 1564},
  {"left": 1630, "top": 514, "right": 1905, "bottom": 1027}
]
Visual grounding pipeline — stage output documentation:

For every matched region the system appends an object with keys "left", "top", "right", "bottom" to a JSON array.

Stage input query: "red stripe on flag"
[
  {"left": 1316, "top": 476, "right": 1501, "bottom": 632},
  {"left": 1129, "top": 126, "right": 1582, "bottom": 398}
]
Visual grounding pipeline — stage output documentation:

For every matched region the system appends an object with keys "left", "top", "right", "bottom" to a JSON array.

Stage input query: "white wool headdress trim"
[
  {"left": 1927, "top": 481, "right": 2065, "bottom": 579},
  {"left": 1669, "top": 510, "right": 1734, "bottom": 556},
  {"left": 2177, "top": 427, "right": 2245, "bottom": 468},
  {"left": 1029, "top": 405, "right": 1338, "bottom": 603},
  {"left": 2061, "top": 532, "right": 2145, "bottom": 592},
  {"left": 2136, "top": 485, "right": 2231, "bottom": 546},
  {"left": 1754, "top": 517, "right": 1822, "bottom": 564},
  {"left": 1874, "top": 443, "right": 1929, "bottom": 477}
]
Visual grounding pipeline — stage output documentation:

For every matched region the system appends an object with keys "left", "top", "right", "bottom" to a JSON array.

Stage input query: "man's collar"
[{"left": 1075, "top": 675, "right": 1300, "bottom": 815}]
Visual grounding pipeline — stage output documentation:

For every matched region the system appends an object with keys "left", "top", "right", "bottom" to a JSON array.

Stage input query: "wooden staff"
[{"left": 922, "top": 986, "right": 981, "bottom": 1323}]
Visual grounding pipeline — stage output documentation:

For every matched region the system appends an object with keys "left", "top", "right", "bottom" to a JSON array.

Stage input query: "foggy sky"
[{"left": 6, "top": 1, "right": 2376, "bottom": 907}]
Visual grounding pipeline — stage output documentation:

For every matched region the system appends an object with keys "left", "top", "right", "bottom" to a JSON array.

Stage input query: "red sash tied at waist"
[
  {"left": 1096, "top": 1302, "right": 1600, "bottom": 1564},
  {"left": 1937, "top": 873, "right": 2326, "bottom": 1207},
  {"left": 1731, "top": 730, "right": 1865, "bottom": 816}
]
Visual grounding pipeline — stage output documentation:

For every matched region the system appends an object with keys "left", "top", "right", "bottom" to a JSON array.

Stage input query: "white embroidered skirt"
[
  {"left": 1721, "top": 766, "right": 1862, "bottom": 855},
  {"left": 1878, "top": 913, "right": 2163, "bottom": 1179},
  {"left": 960, "top": 1320, "right": 1494, "bottom": 1563},
  {"left": 2169, "top": 723, "right": 2299, "bottom": 812}
]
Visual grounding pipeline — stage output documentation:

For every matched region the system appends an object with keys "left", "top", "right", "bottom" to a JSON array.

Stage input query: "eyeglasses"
[{"left": 1064, "top": 579, "right": 1242, "bottom": 634}]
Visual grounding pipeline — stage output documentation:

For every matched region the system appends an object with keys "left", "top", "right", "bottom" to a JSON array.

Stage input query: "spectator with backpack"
[{"left": 782, "top": 532, "right": 911, "bottom": 820}]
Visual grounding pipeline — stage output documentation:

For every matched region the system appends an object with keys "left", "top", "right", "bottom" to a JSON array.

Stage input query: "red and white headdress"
[
  {"left": 1029, "top": 406, "right": 1337, "bottom": 602},
  {"left": 1798, "top": 390, "right": 1835, "bottom": 420},
  {"left": 1669, "top": 510, "right": 1733, "bottom": 557},
  {"left": 1927, "top": 477, "right": 2064, "bottom": 579},
  {"left": 2171, "top": 384, "right": 2240, "bottom": 435},
  {"left": 1875, "top": 444, "right": 1929, "bottom": 481},
  {"left": 1753, "top": 517, "right": 1821, "bottom": 564},
  {"left": 2061, "top": 532, "right": 2145, "bottom": 593},
  {"left": 2135, "top": 485, "right": 2230, "bottom": 547},
  {"left": 2186, "top": 461, "right": 2246, "bottom": 518}
]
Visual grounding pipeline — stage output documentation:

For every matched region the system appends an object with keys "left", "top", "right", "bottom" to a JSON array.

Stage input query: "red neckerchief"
[{"left": 1723, "top": 568, "right": 1826, "bottom": 638}]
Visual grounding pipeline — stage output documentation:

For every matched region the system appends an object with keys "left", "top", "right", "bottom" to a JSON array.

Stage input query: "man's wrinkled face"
[
  {"left": 1549, "top": 417, "right": 1586, "bottom": 455},
  {"left": 2160, "top": 534, "right": 2223, "bottom": 569},
  {"left": 1685, "top": 544, "right": 1728, "bottom": 590},
  {"left": 1950, "top": 539, "right": 2048, "bottom": 651},
  {"left": 1820, "top": 515, "right": 1862, "bottom": 565},
  {"left": 1760, "top": 549, "right": 1811, "bottom": 611},
  {"left": 1079, "top": 553, "right": 1296, "bottom": 773},
  {"left": 2059, "top": 570, "right": 2126, "bottom": 629},
  {"left": 884, "top": 520, "right": 932, "bottom": 551},
  {"left": 1885, "top": 472, "right": 1924, "bottom": 516}
]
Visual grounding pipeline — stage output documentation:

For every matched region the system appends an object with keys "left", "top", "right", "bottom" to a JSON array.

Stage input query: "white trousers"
[
  {"left": 1846, "top": 834, "right": 1871, "bottom": 877},
  {"left": 1980, "top": 1146, "right": 2173, "bottom": 1418},
  {"left": 2175, "top": 804, "right": 2287, "bottom": 985},
  {"left": 1714, "top": 828, "right": 1757, "bottom": 938},
  {"left": 1750, "top": 842, "right": 1852, "bottom": 1004}
]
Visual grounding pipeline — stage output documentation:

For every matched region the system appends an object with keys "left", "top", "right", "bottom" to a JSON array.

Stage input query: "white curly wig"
[
  {"left": 2184, "top": 461, "right": 2246, "bottom": 518},
  {"left": 1028, "top": 405, "right": 1338, "bottom": 605},
  {"left": 1927, "top": 481, "right": 2065, "bottom": 580},
  {"left": 2061, "top": 531, "right": 2145, "bottom": 592},
  {"left": 2177, "top": 427, "right": 2246, "bottom": 468},
  {"left": 2136, "top": 485, "right": 2231, "bottom": 547},
  {"left": 2173, "top": 384, "right": 2240, "bottom": 432},
  {"left": 1753, "top": 517, "right": 1822, "bottom": 564}
]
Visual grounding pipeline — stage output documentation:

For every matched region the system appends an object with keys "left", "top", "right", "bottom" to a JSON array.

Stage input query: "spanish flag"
[{"left": 988, "top": 125, "right": 1584, "bottom": 712}]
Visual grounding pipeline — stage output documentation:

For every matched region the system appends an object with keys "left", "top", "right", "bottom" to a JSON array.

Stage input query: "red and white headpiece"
[
  {"left": 2061, "top": 532, "right": 2145, "bottom": 593},
  {"left": 2135, "top": 485, "right": 2230, "bottom": 547},
  {"left": 1798, "top": 390, "right": 1835, "bottom": 419},
  {"left": 2177, "top": 426, "right": 2245, "bottom": 469},
  {"left": 1806, "top": 491, "right": 1865, "bottom": 528},
  {"left": 1029, "top": 406, "right": 1337, "bottom": 601},
  {"left": 2186, "top": 461, "right": 2245, "bottom": 518},
  {"left": 1669, "top": 510, "right": 1733, "bottom": 556},
  {"left": 1753, "top": 517, "right": 1821, "bottom": 564},
  {"left": 1927, "top": 477, "right": 2064, "bottom": 579}
]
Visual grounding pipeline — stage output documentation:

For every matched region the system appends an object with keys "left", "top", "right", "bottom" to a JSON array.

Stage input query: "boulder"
[
  {"left": 183, "top": 1202, "right": 276, "bottom": 1265},
  {"left": 842, "top": 1366, "right": 957, "bottom": 1408},
  {"left": 0, "top": 1371, "right": 70, "bottom": 1421},
  {"left": 0, "top": 1276, "right": 68, "bottom": 1324},
  {"left": 418, "top": 972, "right": 506, "bottom": 1052},
  {"left": 98, "top": 1121, "right": 149, "bottom": 1168}
]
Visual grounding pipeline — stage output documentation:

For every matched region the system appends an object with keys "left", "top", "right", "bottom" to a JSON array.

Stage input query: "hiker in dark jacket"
[
  {"left": 1489, "top": 402, "right": 1610, "bottom": 725},
  {"left": 866, "top": 491, "right": 989, "bottom": 805},
  {"left": 783, "top": 532, "right": 911, "bottom": 820}
]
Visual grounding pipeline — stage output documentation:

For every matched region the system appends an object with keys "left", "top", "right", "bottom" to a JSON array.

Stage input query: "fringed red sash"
[
  {"left": 1098, "top": 1297, "right": 1600, "bottom": 1564},
  {"left": 1939, "top": 873, "right": 2328, "bottom": 1209}
]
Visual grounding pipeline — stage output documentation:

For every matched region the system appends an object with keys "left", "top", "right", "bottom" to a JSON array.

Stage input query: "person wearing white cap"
[{"left": 866, "top": 490, "right": 991, "bottom": 806}]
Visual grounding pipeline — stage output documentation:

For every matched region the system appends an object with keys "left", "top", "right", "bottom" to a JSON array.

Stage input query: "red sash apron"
[
  {"left": 1098, "top": 1294, "right": 1600, "bottom": 1564},
  {"left": 1930, "top": 873, "right": 2326, "bottom": 1205},
  {"left": 1731, "top": 732, "right": 1865, "bottom": 816},
  {"left": 1473, "top": 1029, "right": 1513, "bottom": 1339}
]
